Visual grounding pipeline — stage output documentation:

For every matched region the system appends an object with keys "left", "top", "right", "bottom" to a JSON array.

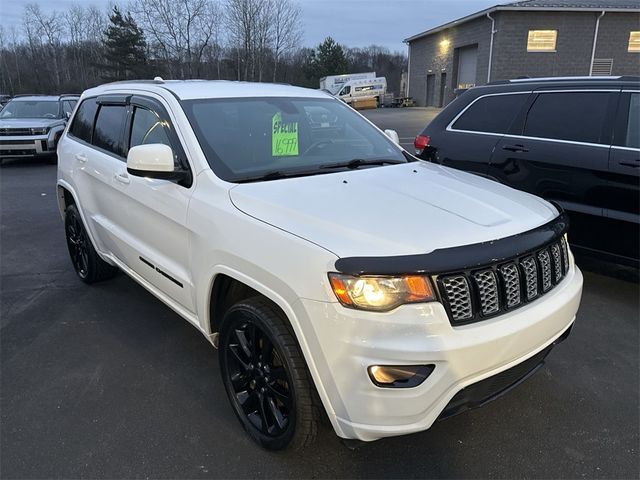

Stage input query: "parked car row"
[
  {"left": 0, "top": 94, "right": 78, "bottom": 164},
  {"left": 415, "top": 76, "right": 640, "bottom": 267},
  {"left": 55, "top": 78, "right": 583, "bottom": 450}
]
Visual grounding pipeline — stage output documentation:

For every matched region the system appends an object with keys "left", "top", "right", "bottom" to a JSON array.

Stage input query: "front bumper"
[
  {"left": 300, "top": 265, "right": 583, "bottom": 441},
  {"left": 0, "top": 134, "right": 55, "bottom": 157}
]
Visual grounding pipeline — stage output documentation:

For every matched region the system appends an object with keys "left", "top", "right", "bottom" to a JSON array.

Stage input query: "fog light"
[{"left": 368, "top": 364, "right": 435, "bottom": 388}]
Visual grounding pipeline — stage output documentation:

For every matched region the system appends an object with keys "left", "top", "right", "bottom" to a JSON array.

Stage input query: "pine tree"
[
  {"left": 102, "top": 6, "right": 147, "bottom": 81},
  {"left": 304, "top": 37, "right": 348, "bottom": 83}
]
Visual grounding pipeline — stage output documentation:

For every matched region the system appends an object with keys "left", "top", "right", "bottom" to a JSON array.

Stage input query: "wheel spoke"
[
  {"left": 266, "top": 384, "right": 292, "bottom": 408},
  {"left": 261, "top": 335, "right": 274, "bottom": 361},
  {"left": 228, "top": 344, "right": 250, "bottom": 372},
  {"left": 234, "top": 328, "right": 253, "bottom": 359},
  {"left": 266, "top": 395, "right": 287, "bottom": 431},
  {"left": 258, "top": 392, "right": 271, "bottom": 433},
  {"left": 230, "top": 371, "right": 250, "bottom": 390}
]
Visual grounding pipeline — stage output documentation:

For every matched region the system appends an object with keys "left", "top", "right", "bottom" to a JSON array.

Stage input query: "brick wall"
[{"left": 408, "top": 10, "right": 640, "bottom": 106}]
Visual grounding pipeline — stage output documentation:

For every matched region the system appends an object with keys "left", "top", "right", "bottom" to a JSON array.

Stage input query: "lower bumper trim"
[{"left": 438, "top": 323, "right": 573, "bottom": 421}]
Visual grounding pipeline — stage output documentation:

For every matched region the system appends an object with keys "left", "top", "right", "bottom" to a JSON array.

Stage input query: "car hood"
[
  {"left": 0, "top": 118, "right": 63, "bottom": 129},
  {"left": 229, "top": 162, "right": 558, "bottom": 258}
]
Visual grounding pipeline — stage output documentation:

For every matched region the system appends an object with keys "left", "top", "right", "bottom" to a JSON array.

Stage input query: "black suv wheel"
[{"left": 219, "top": 297, "right": 319, "bottom": 450}]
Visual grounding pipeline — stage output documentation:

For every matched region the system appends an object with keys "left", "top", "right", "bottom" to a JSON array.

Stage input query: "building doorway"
[
  {"left": 439, "top": 72, "right": 447, "bottom": 107},
  {"left": 426, "top": 74, "right": 436, "bottom": 106}
]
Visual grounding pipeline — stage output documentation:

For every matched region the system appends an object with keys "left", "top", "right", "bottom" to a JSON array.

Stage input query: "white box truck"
[
  {"left": 319, "top": 72, "right": 376, "bottom": 95},
  {"left": 333, "top": 77, "right": 387, "bottom": 106}
]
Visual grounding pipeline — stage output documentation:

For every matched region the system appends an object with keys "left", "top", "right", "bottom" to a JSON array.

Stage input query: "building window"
[
  {"left": 629, "top": 32, "right": 640, "bottom": 52},
  {"left": 527, "top": 30, "right": 557, "bottom": 52}
]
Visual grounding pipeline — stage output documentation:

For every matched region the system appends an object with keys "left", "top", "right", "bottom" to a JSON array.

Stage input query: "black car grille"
[
  {"left": 0, "top": 128, "right": 33, "bottom": 136},
  {"left": 436, "top": 236, "right": 570, "bottom": 325}
]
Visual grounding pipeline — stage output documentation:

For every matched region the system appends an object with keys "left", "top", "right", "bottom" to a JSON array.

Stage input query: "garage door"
[{"left": 457, "top": 45, "right": 478, "bottom": 89}]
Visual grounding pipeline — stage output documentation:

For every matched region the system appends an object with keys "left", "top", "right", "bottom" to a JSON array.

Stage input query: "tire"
[
  {"left": 219, "top": 297, "right": 319, "bottom": 450},
  {"left": 64, "top": 204, "right": 118, "bottom": 283}
]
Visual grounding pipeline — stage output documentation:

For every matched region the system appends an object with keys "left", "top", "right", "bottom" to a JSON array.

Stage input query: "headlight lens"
[
  {"left": 30, "top": 127, "right": 49, "bottom": 135},
  {"left": 328, "top": 273, "right": 436, "bottom": 312}
]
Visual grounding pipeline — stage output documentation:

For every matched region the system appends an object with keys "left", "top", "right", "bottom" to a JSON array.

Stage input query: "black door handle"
[
  {"left": 620, "top": 162, "right": 640, "bottom": 168},
  {"left": 502, "top": 144, "right": 529, "bottom": 153}
]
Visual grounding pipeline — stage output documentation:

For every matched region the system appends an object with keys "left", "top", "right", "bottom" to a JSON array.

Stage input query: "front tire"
[
  {"left": 219, "top": 297, "right": 319, "bottom": 450},
  {"left": 64, "top": 204, "right": 118, "bottom": 283}
]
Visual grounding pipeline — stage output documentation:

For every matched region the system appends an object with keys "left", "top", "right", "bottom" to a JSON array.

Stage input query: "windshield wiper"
[
  {"left": 235, "top": 169, "right": 330, "bottom": 183},
  {"left": 319, "top": 158, "right": 405, "bottom": 170}
]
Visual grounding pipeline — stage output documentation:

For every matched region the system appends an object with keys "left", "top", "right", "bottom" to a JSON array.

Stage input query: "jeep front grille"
[{"left": 437, "top": 237, "right": 570, "bottom": 325}]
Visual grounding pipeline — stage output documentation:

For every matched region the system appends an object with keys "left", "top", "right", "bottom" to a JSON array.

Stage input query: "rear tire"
[
  {"left": 219, "top": 297, "right": 319, "bottom": 450},
  {"left": 64, "top": 204, "right": 118, "bottom": 283}
]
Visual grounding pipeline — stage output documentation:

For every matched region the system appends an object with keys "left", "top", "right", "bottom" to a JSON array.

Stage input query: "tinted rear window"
[
  {"left": 452, "top": 93, "right": 529, "bottom": 134},
  {"left": 69, "top": 98, "right": 98, "bottom": 143},
  {"left": 524, "top": 92, "right": 611, "bottom": 144},
  {"left": 92, "top": 105, "right": 126, "bottom": 157}
]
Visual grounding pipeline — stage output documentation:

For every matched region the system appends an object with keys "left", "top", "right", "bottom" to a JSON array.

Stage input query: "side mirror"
[
  {"left": 126, "top": 144, "right": 186, "bottom": 181},
  {"left": 384, "top": 129, "right": 400, "bottom": 145}
]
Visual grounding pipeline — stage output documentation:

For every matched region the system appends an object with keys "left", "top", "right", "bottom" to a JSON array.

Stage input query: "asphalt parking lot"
[{"left": 1, "top": 108, "right": 638, "bottom": 479}]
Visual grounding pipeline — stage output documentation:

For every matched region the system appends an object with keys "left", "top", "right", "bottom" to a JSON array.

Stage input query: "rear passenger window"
[
  {"left": 93, "top": 105, "right": 127, "bottom": 157},
  {"left": 625, "top": 93, "right": 639, "bottom": 149},
  {"left": 129, "top": 107, "right": 172, "bottom": 149},
  {"left": 452, "top": 94, "right": 529, "bottom": 134},
  {"left": 69, "top": 98, "right": 98, "bottom": 143},
  {"left": 524, "top": 92, "right": 611, "bottom": 144}
]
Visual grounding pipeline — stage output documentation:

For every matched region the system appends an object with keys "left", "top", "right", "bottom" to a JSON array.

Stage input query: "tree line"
[{"left": 0, "top": 0, "right": 407, "bottom": 96}]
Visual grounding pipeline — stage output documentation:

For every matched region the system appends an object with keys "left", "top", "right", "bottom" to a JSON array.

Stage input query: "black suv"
[{"left": 415, "top": 76, "right": 639, "bottom": 267}]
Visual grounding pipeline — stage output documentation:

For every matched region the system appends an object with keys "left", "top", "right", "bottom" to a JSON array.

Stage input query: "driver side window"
[
  {"left": 129, "top": 107, "right": 172, "bottom": 149},
  {"left": 341, "top": 86, "right": 351, "bottom": 96}
]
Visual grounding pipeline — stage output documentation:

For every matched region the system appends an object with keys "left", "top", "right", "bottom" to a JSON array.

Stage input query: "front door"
[{"left": 109, "top": 96, "right": 196, "bottom": 312}]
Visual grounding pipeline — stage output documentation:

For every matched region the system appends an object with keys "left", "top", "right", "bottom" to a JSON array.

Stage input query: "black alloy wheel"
[
  {"left": 65, "top": 207, "right": 90, "bottom": 279},
  {"left": 219, "top": 297, "right": 319, "bottom": 450}
]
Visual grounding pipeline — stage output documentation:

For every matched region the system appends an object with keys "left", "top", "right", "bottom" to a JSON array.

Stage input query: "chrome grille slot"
[
  {"left": 440, "top": 275, "right": 473, "bottom": 322},
  {"left": 560, "top": 237, "right": 570, "bottom": 274},
  {"left": 499, "top": 263, "right": 521, "bottom": 308},
  {"left": 550, "top": 243, "right": 562, "bottom": 283},
  {"left": 473, "top": 270, "right": 499, "bottom": 315},
  {"left": 538, "top": 250, "right": 552, "bottom": 292},
  {"left": 435, "top": 235, "right": 569, "bottom": 325},
  {"left": 521, "top": 256, "right": 539, "bottom": 301}
]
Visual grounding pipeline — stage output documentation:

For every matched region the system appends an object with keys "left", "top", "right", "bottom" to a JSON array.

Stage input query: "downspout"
[
  {"left": 406, "top": 41, "right": 411, "bottom": 98},
  {"left": 589, "top": 11, "right": 606, "bottom": 75},
  {"left": 486, "top": 12, "right": 496, "bottom": 83}
]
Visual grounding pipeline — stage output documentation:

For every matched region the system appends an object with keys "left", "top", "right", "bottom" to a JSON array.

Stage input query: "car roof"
[{"left": 85, "top": 79, "right": 331, "bottom": 101}]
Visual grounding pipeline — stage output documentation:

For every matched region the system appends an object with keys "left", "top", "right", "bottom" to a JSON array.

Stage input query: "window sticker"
[{"left": 272, "top": 112, "right": 299, "bottom": 156}]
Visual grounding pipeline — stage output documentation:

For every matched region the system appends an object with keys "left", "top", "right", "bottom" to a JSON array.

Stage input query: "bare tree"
[
  {"left": 23, "top": 3, "right": 64, "bottom": 90},
  {"left": 270, "top": 0, "right": 302, "bottom": 82},
  {"left": 131, "top": 0, "right": 223, "bottom": 78}
]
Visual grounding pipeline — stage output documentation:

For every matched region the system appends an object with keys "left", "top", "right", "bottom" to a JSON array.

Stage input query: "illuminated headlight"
[
  {"left": 328, "top": 273, "right": 436, "bottom": 312},
  {"left": 30, "top": 127, "right": 49, "bottom": 135}
]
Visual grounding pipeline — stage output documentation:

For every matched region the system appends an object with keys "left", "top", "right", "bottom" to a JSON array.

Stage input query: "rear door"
[
  {"left": 435, "top": 91, "right": 531, "bottom": 176},
  {"left": 488, "top": 89, "right": 617, "bottom": 254},
  {"left": 607, "top": 90, "right": 640, "bottom": 263}
]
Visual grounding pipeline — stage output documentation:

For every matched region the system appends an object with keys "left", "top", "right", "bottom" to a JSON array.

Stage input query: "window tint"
[
  {"left": 452, "top": 94, "right": 529, "bottom": 134},
  {"left": 626, "top": 93, "right": 639, "bottom": 149},
  {"left": 524, "top": 92, "right": 611, "bottom": 144},
  {"left": 129, "top": 107, "right": 172, "bottom": 149},
  {"left": 93, "top": 105, "right": 126, "bottom": 156},
  {"left": 62, "top": 100, "right": 76, "bottom": 117},
  {"left": 69, "top": 98, "right": 98, "bottom": 143}
]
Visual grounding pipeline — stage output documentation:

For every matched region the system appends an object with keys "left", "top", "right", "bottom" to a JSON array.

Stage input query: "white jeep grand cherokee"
[{"left": 57, "top": 80, "right": 583, "bottom": 450}]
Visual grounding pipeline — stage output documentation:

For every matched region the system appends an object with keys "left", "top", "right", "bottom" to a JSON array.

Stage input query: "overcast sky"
[{"left": 0, "top": 0, "right": 497, "bottom": 51}]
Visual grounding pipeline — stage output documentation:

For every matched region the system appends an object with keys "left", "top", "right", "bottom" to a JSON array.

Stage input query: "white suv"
[{"left": 57, "top": 80, "right": 583, "bottom": 450}]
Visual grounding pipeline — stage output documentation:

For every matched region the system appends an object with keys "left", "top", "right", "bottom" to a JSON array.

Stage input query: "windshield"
[
  {"left": 181, "top": 97, "right": 405, "bottom": 182},
  {"left": 0, "top": 100, "right": 60, "bottom": 119}
]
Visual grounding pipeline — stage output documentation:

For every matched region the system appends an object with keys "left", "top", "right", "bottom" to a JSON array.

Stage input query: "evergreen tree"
[
  {"left": 304, "top": 37, "right": 348, "bottom": 84},
  {"left": 102, "top": 6, "right": 147, "bottom": 80}
]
